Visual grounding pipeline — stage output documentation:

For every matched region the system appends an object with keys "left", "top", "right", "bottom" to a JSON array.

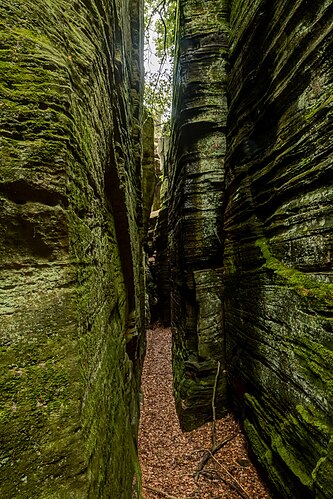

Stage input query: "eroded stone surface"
[
  {"left": 2, "top": 0, "right": 333, "bottom": 497},
  {"left": 168, "top": 0, "right": 333, "bottom": 496},
  {"left": 224, "top": 2, "right": 333, "bottom": 497},
  {"left": 0, "top": 0, "right": 145, "bottom": 497},
  {"left": 168, "top": 0, "right": 229, "bottom": 431}
]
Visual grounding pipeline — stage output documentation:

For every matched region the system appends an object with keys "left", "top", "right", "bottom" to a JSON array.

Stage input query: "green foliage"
[
  {"left": 144, "top": 69, "right": 172, "bottom": 127},
  {"left": 153, "top": 0, "right": 177, "bottom": 60},
  {"left": 144, "top": 0, "right": 176, "bottom": 126}
]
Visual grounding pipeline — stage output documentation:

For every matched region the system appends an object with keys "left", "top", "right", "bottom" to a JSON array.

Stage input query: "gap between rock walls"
[
  {"left": 143, "top": 1, "right": 333, "bottom": 498},
  {"left": 138, "top": 324, "right": 275, "bottom": 499},
  {"left": 0, "top": 0, "right": 332, "bottom": 498}
]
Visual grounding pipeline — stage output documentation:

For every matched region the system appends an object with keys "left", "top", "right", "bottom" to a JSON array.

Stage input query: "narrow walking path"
[{"left": 138, "top": 323, "right": 274, "bottom": 499}]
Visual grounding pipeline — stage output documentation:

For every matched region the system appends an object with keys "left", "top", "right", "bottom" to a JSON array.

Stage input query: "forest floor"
[{"left": 138, "top": 323, "right": 275, "bottom": 499}]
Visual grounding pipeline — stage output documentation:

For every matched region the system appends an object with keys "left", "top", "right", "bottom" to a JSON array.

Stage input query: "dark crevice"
[{"left": 0, "top": 180, "right": 68, "bottom": 208}]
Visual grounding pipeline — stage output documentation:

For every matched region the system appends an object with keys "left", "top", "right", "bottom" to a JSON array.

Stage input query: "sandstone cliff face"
[
  {"left": 168, "top": 0, "right": 229, "bottom": 430},
  {"left": 0, "top": 1, "right": 145, "bottom": 497},
  {"left": 169, "top": 0, "right": 333, "bottom": 496},
  {"left": 2, "top": 0, "right": 333, "bottom": 496},
  {"left": 224, "top": 2, "right": 333, "bottom": 497}
]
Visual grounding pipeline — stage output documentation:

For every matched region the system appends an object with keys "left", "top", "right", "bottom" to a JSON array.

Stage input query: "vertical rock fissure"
[{"left": 1, "top": 0, "right": 333, "bottom": 497}]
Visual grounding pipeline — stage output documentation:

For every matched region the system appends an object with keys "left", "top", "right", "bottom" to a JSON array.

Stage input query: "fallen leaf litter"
[{"left": 138, "top": 323, "right": 275, "bottom": 499}]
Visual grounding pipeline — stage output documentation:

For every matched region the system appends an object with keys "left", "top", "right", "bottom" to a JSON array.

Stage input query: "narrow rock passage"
[{"left": 139, "top": 324, "right": 274, "bottom": 499}]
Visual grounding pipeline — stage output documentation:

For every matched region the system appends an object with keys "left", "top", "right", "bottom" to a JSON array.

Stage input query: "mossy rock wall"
[
  {"left": 169, "top": 0, "right": 333, "bottom": 496},
  {"left": 0, "top": 0, "right": 145, "bottom": 497},
  {"left": 224, "top": 1, "right": 333, "bottom": 497},
  {"left": 168, "top": 0, "right": 229, "bottom": 431},
  {"left": 142, "top": 114, "right": 156, "bottom": 239}
]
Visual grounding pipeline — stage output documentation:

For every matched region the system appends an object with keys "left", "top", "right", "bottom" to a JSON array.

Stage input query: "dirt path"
[{"left": 138, "top": 323, "right": 274, "bottom": 499}]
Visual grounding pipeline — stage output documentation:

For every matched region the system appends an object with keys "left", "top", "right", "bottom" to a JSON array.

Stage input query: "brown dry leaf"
[{"left": 138, "top": 324, "right": 275, "bottom": 499}]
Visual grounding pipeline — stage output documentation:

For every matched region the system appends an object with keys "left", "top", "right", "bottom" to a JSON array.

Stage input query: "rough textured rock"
[
  {"left": 168, "top": 0, "right": 229, "bottom": 431},
  {"left": 224, "top": 2, "right": 333, "bottom": 497},
  {"left": 142, "top": 114, "right": 156, "bottom": 238},
  {"left": 0, "top": 1, "right": 145, "bottom": 497},
  {"left": 168, "top": 0, "right": 333, "bottom": 497},
  {"left": 169, "top": 0, "right": 333, "bottom": 499},
  {"left": 142, "top": 114, "right": 157, "bottom": 324},
  {"left": 155, "top": 204, "right": 171, "bottom": 326}
]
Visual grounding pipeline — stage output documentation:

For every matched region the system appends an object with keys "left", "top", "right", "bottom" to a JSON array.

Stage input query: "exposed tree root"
[
  {"left": 194, "top": 361, "right": 243, "bottom": 496},
  {"left": 211, "top": 360, "right": 221, "bottom": 449},
  {"left": 139, "top": 326, "right": 272, "bottom": 499}
]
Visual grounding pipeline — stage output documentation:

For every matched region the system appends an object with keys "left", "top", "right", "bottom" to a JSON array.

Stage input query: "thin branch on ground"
[
  {"left": 189, "top": 448, "right": 209, "bottom": 456},
  {"left": 194, "top": 433, "right": 238, "bottom": 481},
  {"left": 207, "top": 452, "right": 251, "bottom": 499},
  {"left": 211, "top": 360, "right": 221, "bottom": 449},
  {"left": 200, "top": 467, "right": 222, "bottom": 481},
  {"left": 139, "top": 326, "right": 273, "bottom": 499},
  {"left": 201, "top": 467, "right": 248, "bottom": 499}
]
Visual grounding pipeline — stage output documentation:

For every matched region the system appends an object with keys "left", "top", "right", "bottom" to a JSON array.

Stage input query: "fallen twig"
[
  {"left": 200, "top": 467, "right": 222, "bottom": 481},
  {"left": 207, "top": 452, "right": 251, "bottom": 499},
  {"left": 201, "top": 467, "right": 246, "bottom": 498},
  {"left": 144, "top": 485, "right": 187, "bottom": 499},
  {"left": 211, "top": 360, "right": 221, "bottom": 449},
  {"left": 189, "top": 448, "right": 208, "bottom": 456},
  {"left": 194, "top": 433, "right": 238, "bottom": 480}
]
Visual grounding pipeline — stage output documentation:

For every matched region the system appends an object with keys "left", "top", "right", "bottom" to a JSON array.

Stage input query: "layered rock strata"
[
  {"left": 169, "top": 0, "right": 333, "bottom": 497},
  {"left": 155, "top": 203, "right": 171, "bottom": 326},
  {"left": 142, "top": 115, "right": 156, "bottom": 239},
  {"left": 168, "top": 0, "right": 229, "bottom": 431},
  {"left": 0, "top": 1, "right": 145, "bottom": 497},
  {"left": 224, "top": 2, "right": 333, "bottom": 497}
]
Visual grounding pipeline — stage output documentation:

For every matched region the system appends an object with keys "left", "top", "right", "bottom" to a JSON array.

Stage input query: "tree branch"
[
  {"left": 207, "top": 452, "right": 251, "bottom": 499},
  {"left": 211, "top": 360, "right": 221, "bottom": 449},
  {"left": 194, "top": 433, "right": 238, "bottom": 481}
]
